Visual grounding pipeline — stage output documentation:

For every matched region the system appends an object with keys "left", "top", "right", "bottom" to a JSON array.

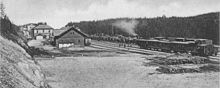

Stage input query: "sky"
[{"left": 2, "top": 0, "right": 220, "bottom": 28}]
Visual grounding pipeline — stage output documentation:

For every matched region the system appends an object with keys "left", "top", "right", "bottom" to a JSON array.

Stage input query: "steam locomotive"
[{"left": 91, "top": 34, "right": 218, "bottom": 56}]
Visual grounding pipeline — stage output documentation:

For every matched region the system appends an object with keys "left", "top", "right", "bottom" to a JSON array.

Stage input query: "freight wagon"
[{"left": 136, "top": 37, "right": 218, "bottom": 56}]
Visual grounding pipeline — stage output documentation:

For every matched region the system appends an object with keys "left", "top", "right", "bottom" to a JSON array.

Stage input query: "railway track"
[
  {"left": 91, "top": 40, "right": 170, "bottom": 55},
  {"left": 91, "top": 44, "right": 152, "bottom": 55},
  {"left": 91, "top": 40, "right": 220, "bottom": 63}
]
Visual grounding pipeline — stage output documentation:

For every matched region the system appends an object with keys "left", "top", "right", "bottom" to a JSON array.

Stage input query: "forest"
[{"left": 65, "top": 12, "right": 219, "bottom": 45}]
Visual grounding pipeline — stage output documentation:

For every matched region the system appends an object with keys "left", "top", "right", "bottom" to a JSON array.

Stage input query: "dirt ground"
[{"left": 37, "top": 48, "right": 220, "bottom": 88}]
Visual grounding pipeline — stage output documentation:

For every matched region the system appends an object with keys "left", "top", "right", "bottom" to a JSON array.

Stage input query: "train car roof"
[
  {"left": 158, "top": 40, "right": 171, "bottom": 43},
  {"left": 170, "top": 41, "right": 195, "bottom": 44},
  {"left": 147, "top": 39, "right": 160, "bottom": 42},
  {"left": 198, "top": 44, "right": 210, "bottom": 46},
  {"left": 136, "top": 39, "right": 159, "bottom": 41},
  {"left": 136, "top": 38, "right": 196, "bottom": 44},
  {"left": 186, "top": 38, "right": 209, "bottom": 41},
  {"left": 154, "top": 37, "right": 166, "bottom": 39},
  {"left": 175, "top": 38, "right": 185, "bottom": 39},
  {"left": 154, "top": 37, "right": 165, "bottom": 38},
  {"left": 135, "top": 39, "right": 148, "bottom": 41}
]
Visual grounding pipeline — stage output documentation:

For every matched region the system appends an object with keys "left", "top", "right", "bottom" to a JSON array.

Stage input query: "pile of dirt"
[
  {"left": 199, "top": 64, "right": 220, "bottom": 72},
  {"left": 156, "top": 64, "right": 220, "bottom": 74},
  {"left": 151, "top": 56, "right": 209, "bottom": 65},
  {"left": 144, "top": 55, "right": 214, "bottom": 66},
  {"left": 156, "top": 66, "right": 200, "bottom": 74},
  {"left": 144, "top": 54, "right": 220, "bottom": 74}
]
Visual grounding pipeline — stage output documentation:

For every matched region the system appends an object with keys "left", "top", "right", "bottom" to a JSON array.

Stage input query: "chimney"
[{"left": 75, "top": 27, "right": 81, "bottom": 31}]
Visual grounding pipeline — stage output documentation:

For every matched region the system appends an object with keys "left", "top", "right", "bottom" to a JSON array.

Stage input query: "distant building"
[
  {"left": 32, "top": 24, "right": 54, "bottom": 40},
  {"left": 27, "top": 23, "right": 36, "bottom": 31},
  {"left": 20, "top": 23, "right": 37, "bottom": 39},
  {"left": 54, "top": 26, "right": 91, "bottom": 48}
]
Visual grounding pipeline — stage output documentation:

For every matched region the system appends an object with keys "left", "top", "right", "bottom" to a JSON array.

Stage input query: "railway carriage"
[
  {"left": 158, "top": 40, "right": 171, "bottom": 52},
  {"left": 136, "top": 37, "right": 218, "bottom": 56},
  {"left": 169, "top": 41, "right": 195, "bottom": 53},
  {"left": 136, "top": 39, "right": 148, "bottom": 49}
]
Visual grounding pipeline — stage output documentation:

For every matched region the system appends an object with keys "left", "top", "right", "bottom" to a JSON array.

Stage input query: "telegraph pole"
[{"left": 111, "top": 25, "right": 114, "bottom": 36}]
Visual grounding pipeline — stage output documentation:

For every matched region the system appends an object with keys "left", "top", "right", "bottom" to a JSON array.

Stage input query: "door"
[{"left": 36, "top": 35, "right": 43, "bottom": 40}]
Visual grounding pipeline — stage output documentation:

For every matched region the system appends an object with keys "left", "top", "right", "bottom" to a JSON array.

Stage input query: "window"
[
  {"left": 78, "top": 40, "right": 80, "bottom": 43},
  {"left": 34, "top": 30, "right": 37, "bottom": 33},
  {"left": 38, "top": 30, "right": 43, "bottom": 33},
  {"left": 44, "top": 30, "right": 49, "bottom": 33}
]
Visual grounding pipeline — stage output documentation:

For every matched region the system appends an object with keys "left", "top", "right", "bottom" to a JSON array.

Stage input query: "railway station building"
[{"left": 32, "top": 23, "right": 54, "bottom": 40}]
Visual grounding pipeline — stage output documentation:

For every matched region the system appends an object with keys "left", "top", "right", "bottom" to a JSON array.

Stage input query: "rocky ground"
[{"left": 36, "top": 41, "right": 220, "bottom": 88}]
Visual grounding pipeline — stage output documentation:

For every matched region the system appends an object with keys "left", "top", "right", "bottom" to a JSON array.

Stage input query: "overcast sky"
[{"left": 2, "top": 0, "right": 220, "bottom": 28}]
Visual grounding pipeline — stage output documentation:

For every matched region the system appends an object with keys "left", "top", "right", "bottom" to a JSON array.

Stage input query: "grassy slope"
[{"left": 0, "top": 17, "right": 50, "bottom": 88}]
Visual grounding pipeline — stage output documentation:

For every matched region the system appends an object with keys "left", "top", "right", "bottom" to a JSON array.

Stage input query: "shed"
[{"left": 54, "top": 26, "right": 91, "bottom": 48}]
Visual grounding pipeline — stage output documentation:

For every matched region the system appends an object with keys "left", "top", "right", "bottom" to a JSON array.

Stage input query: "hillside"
[
  {"left": 66, "top": 12, "right": 219, "bottom": 44},
  {"left": 0, "top": 17, "right": 35, "bottom": 57},
  {"left": 0, "top": 17, "right": 50, "bottom": 88}
]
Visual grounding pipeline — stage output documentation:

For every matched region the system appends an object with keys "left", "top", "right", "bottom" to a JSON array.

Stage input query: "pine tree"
[{"left": 0, "top": 1, "right": 5, "bottom": 18}]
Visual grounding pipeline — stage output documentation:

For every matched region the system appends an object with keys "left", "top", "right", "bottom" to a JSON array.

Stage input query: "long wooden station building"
[{"left": 53, "top": 26, "right": 91, "bottom": 48}]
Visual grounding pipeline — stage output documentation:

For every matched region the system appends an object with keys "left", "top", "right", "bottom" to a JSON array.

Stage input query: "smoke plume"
[{"left": 112, "top": 19, "right": 139, "bottom": 36}]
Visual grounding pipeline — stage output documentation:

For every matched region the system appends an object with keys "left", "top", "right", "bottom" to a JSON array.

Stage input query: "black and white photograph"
[{"left": 0, "top": 0, "right": 219, "bottom": 88}]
